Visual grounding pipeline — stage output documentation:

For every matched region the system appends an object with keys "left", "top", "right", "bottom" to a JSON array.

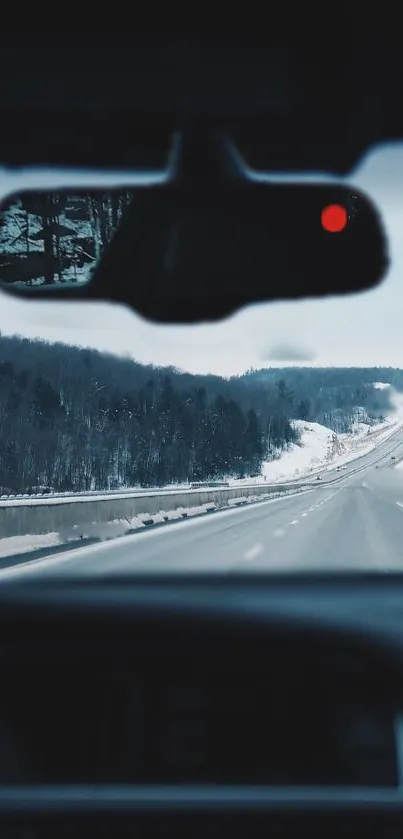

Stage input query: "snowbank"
[
  {"left": 226, "top": 383, "right": 403, "bottom": 488},
  {"left": 230, "top": 415, "right": 391, "bottom": 487},
  {"left": 0, "top": 490, "right": 304, "bottom": 562},
  {"left": 0, "top": 532, "right": 62, "bottom": 560},
  {"left": 258, "top": 414, "right": 403, "bottom": 485},
  {"left": 252, "top": 383, "right": 403, "bottom": 485},
  {"left": 260, "top": 421, "right": 340, "bottom": 483}
]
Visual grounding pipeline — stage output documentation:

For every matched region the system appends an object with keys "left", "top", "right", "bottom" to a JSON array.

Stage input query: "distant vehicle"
[
  {"left": 391, "top": 456, "right": 396, "bottom": 460},
  {"left": 316, "top": 475, "right": 322, "bottom": 481}
]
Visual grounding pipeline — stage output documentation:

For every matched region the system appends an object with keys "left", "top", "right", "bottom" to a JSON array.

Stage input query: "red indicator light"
[{"left": 321, "top": 204, "right": 348, "bottom": 233}]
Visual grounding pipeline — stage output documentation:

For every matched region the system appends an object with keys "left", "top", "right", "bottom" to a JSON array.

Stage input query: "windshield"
[{"left": 0, "top": 145, "right": 402, "bottom": 578}]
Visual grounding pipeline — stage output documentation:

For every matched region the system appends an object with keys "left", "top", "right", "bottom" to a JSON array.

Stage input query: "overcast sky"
[{"left": 0, "top": 144, "right": 402, "bottom": 377}]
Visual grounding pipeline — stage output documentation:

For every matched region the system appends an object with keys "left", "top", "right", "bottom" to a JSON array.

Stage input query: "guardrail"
[{"left": 0, "top": 481, "right": 315, "bottom": 540}]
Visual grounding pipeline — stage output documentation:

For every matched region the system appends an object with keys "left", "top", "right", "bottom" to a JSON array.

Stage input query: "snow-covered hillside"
[
  {"left": 260, "top": 420, "right": 340, "bottom": 483},
  {"left": 232, "top": 382, "right": 403, "bottom": 485},
  {"left": 257, "top": 415, "right": 397, "bottom": 483}
]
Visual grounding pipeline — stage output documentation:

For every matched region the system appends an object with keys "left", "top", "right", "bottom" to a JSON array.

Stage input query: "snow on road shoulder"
[
  {"left": 0, "top": 532, "right": 62, "bottom": 560},
  {"left": 0, "top": 492, "right": 304, "bottom": 563}
]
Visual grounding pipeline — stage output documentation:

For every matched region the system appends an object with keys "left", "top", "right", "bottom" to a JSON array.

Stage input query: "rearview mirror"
[{"left": 0, "top": 157, "right": 389, "bottom": 323}]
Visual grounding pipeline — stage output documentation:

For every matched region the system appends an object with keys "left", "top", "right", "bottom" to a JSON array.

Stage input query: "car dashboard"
[{"left": 1, "top": 572, "right": 403, "bottom": 838}]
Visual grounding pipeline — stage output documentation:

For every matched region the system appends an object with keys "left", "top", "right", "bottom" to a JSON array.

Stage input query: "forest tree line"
[
  {"left": 241, "top": 366, "right": 395, "bottom": 434},
  {"left": 0, "top": 335, "right": 396, "bottom": 493}
]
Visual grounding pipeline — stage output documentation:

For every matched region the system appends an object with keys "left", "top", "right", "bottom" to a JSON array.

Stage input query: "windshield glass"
[{"left": 0, "top": 145, "right": 402, "bottom": 578}]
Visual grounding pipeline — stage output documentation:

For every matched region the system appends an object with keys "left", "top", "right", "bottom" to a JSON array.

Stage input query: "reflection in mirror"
[{"left": 0, "top": 190, "right": 134, "bottom": 288}]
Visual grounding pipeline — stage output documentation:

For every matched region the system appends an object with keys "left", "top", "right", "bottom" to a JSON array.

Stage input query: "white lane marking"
[
  {"left": 243, "top": 544, "right": 263, "bottom": 560},
  {"left": 0, "top": 490, "right": 315, "bottom": 580},
  {"left": 396, "top": 502, "right": 403, "bottom": 509},
  {"left": 301, "top": 512, "right": 308, "bottom": 517},
  {"left": 290, "top": 520, "right": 299, "bottom": 525},
  {"left": 273, "top": 528, "right": 285, "bottom": 538}
]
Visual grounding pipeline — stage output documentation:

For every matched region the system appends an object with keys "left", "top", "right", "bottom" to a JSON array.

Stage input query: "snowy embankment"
[
  {"left": 231, "top": 382, "right": 403, "bottom": 485},
  {"left": 228, "top": 416, "right": 397, "bottom": 486},
  {"left": 260, "top": 415, "right": 394, "bottom": 483},
  {"left": 260, "top": 421, "right": 341, "bottom": 483}
]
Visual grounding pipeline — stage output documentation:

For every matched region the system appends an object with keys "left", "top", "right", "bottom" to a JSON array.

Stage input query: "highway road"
[
  {"left": 3, "top": 425, "right": 403, "bottom": 580},
  {"left": 300, "top": 422, "right": 403, "bottom": 485}
]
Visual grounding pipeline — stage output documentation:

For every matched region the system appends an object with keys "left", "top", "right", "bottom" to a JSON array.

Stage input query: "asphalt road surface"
[{"left": 3, "top": 426, "right": 403, "bottom": 580}]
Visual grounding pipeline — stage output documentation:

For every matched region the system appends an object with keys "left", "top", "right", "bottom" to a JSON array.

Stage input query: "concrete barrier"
[{"left": 0, "top": 482, "right": 314, "bottom": 539}]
